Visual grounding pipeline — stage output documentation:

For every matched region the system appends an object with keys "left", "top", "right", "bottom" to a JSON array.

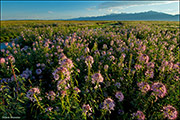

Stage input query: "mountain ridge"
[{"left": 68, "top": 11, "right": 179, "bottom": 21}]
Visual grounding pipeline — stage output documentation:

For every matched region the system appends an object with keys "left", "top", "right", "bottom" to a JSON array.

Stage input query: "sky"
[{"left": 1, "top": 1, "right": 179, "bottom": 20}]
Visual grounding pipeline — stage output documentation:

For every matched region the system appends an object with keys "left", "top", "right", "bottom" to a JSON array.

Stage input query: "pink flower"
[
  {"left": 138, "top": 45, "right": 146, "bottom": 51},
  {"left": 151, "top": 82, "right": 167, "bottom": 98},
  {"left": 26, "top": 87, "right": 40, "bottom": 102},
  {"left": 134, "top": 64, "right": 142, "bottom": 70},
  {"left": 46, "top": 107, "right": 53, "bottom": 112},
  {"left": 91, "top": 72, "right": 104, "bottom": 84},
  {"left": 162, "top": 105, "right": 178, "bottom": 120},
  {"left": 54, "top": 74, "right": 59, "bottom": 80},
  {"left": 74, "top": 87, "right": 81, "bottom": 93},
  {"left": 103, "top": 98, "right": 115, "bottom": 111},
  {"left": 139, "top": 54, "right": 149, "bottom": 63},
  {"left": 60, "top": 90, "right": 67, "bottom": 97},
  {"left": 1, "top": 49, "right": 5, "bottom": 52},
  {"left": 137, "top": 82, "right": 150, "bottom": 93},
  {"left": 104, "top": 65, "right": 109, "bottom": 71},
  {"left": 5, "top": 42, "right": 8, "bottom": 46},
  {"left": 145, "top": 69, "right": 154, "bottom": 78},
  {"left": 103, "top": 44, "right": 108, "bottom": 49},
  {"left": 82, "top": 104, "right": 92, "bottom": 115},
  {"left": 7, "top": 55, "right": 15, "bottom": 63},
  {"left": 46, "top": 91, "right": 56, "bottom": 100},
  {"left": 53, "top": 67, "right": 70, "bottom": 78},
  {"left": 58, "top": 53, "right": 67, "bottom": 60},
  {"left": 85, "top": 47, "right": 90, "bottom": 53},
  {"left": 60, "top": 58, "right": 74, "bottom": 69},
  {"left": 133, "top": 111, "right": 145, "bottom": 120},
  {"left": 0, "top": 58, "right": 5, "bottom": 64},
  {"left": 147, "top": 62, "right": 155, "bottom": 69},
  {"left": 115, "top": 91, "right": 124, "bottom": 102},
  {"left": 85, "top": 56, "right": 94, "bottom": 67},
  {"left": 36, "top": 63, "right": 41, "bottom": 67}
]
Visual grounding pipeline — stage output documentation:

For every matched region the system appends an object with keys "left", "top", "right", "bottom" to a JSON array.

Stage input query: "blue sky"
[{"left": 1, "top": 1, "right": 179, "bottom": 20}]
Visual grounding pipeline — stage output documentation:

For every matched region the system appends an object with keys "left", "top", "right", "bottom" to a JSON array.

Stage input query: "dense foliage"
[{"left": 0, "top": 21, "right": 179, "bottom": 120}]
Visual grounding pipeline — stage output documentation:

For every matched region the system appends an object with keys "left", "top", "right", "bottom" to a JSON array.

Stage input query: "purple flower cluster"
[
  {"left": 26, "top": 87, "right": 41, "bottom": 102},
  {"left": 45, "top": 91, "right": 56, "bottom": 101},
  {"left": 137, "top": 82, "right": 150, "bottom": 93},
  {"left": 102, "top": 98, "right": 115, "bottom": 112},
  {"left": 36, "top": 68, "right": 42, "bottom": 75},
  {"left": 82, "top": 104, "right": 92, "bottom": 116},
  {"left": 74, "top": 86, "right": 81, "bottom": 93},
  {"left": 162, "top": 105, "right": 178, "bottom": 120},
  {"left": 20, "top": 68, "right": 32, "bottom": 79},
  {"left": 60, "top": 58, "right": 74, "bottom": 69},
  {"left": 145, "top": 69, "right": 154, "bottom": 78},
  {"left": 151, "top": 82, "right": 167, "bottom": 98},
  {"left": 115, "top": 91, "right": 124, "bottom": 102},
  {"left": 52, "top": 67, "right": 70, "bottom": 81},
  {"left": 45, "top": 106, "right": 53, "bottom": 112},
  {"left": 91, "top": 72, "right": 104, "bottom": 84},
  {"left": 132, "top": 110, "right": 145, "bottom": 120},
  {"left": 134, "top": 64, "right": 143, "bottom": 70},
  {"left": 85, "top": 56, "right": 94, "bottom": 67},
  {"left": 138, "top": 53, "right": 149, "bottom": 64},
  {"left": 6, "top": 55, "right": 15, "bottom": 63}
]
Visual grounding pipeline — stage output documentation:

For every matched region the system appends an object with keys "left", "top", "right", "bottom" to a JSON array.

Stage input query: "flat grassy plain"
[
  {"left": 0, "top": 21, "right": 179, "bottom": 120},
  {"left": 1, "top": 20, "right": 179, "bottom": 42}
]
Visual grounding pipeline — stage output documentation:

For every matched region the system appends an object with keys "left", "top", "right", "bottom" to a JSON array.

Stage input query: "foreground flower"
[
  {"left": 132, "top": 111, "right": 145, "bottom": 120},
  {"left": 60, "top": 58, "right": 74, "bottom": 69},
  {"left": 104, "top": 65, "right": 109, "bottom": 71},
  {"left": 53, "top": 67, "right": 70, "bottom": 81},
  {"left": 162, "top": 105, "right": 178, "bottom": 120},
  {"left": 53, "top": 74, "right": 60, "bottom": 80},
  {"left": 60, "top": 90, "right": 67, "bottom": 97},
  {"left": 74, "top": 87, "right": 81, "bottom": 93},
  {"left": 103, "top": 98, "right": 115, "bottom": 111},
  {"left": 0, "top": 58, "right": 5, "bottom": 64},
  {"left": 45, "top": 107, "right": 53, "bottom": 112},
  {"left": 134, "top": 64, "right": 142, "bottom": 70},
  {"left": 7, "top": 55, "right": 15, "bottom": 63},
  {"left": 91, "top": 72, "right": 104, "bottom": 84},
  {"left": 145, "top": 69, "right": 154, "bottom": 78},
  {"left": 82, "top": 104, "right": 92, "bottom": 115},
  {"left": 46, "top": 91, "right": 56, "bottom": 100},
  {"left": 26, "top": 88, "right": 40, "bottom": 102},
  {"left": 85, "top": 47, "right": 90, "bottom": 53},
  {"left": 138, "top": 54, "right": 149, "bottom": 63},
  {"left": 85, "top": 56, "right": 94, "bottom": 67},
  {"left": 137, "top": 82, "right": 150, "bottom": 93},
  {"left": 151, "top": 82, "right": 167, "bottom": 98},
  {"left": 115, "top": 91, "right": 124, "bottom": 102}
]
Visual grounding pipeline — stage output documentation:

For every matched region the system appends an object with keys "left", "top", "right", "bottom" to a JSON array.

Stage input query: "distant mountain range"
[{"left": 68, "top": 11, "right": 179, "bottom": 21}]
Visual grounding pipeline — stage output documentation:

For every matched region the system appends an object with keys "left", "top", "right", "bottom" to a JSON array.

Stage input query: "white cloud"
[
  {"left": 48, "top": 11, "right": 53, "bottom": 14},
  {"left": 98, "top": 1, "right": 178, "bottom": 10},
  {"left": 87, "top": 6, "right": 96, "bottom": 11}
]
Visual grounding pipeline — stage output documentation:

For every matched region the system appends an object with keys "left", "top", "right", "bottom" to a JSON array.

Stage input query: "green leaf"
[
  {"left": 17, "top": 98, "right": 25, "bottom": 103},
  {"left": 14, "top": 67, "right": 20, "bottom": 73}
]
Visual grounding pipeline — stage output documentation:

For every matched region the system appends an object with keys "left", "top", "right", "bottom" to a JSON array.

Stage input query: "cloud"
[
  {"left": 98, "top": 1, "right": 176, "bottom": 10},
  {"left": 48, "top": 11, "right": 53, "bottom": 14},
  {"left": 87, "top": 6, "right": 96, "bottom": 11}
]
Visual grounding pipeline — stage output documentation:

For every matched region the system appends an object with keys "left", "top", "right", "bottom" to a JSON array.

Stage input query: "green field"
[{"left": 0, "top": 21, "right": 179, "bottom": 120}]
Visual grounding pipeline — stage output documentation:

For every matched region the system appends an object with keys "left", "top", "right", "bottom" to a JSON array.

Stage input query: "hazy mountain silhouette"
[{"left": 69, "top": 11, "right": 179, "bottom": 21}]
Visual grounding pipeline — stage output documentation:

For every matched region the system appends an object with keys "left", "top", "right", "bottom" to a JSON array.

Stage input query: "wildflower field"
[{"left": 0, "top": 21, "right": 179, "bottom": 120}]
